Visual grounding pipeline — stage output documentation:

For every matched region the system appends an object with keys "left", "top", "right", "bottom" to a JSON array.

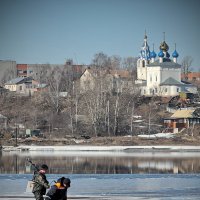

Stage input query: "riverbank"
[{"left": 2, "top": 145, "right": 200, "bottom": 152}]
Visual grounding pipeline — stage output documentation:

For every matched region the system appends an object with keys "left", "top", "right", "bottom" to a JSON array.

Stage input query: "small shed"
[{"left": 26, "top": 129, "right": 41, "bottom": 137}]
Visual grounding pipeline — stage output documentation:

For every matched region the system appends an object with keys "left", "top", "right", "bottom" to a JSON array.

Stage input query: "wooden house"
[
  {"left": 79, "top": 68, "right": 132, "bottom": 93},
  {"left": 164, "top": 109, "right": 200, "bottom": 133}
]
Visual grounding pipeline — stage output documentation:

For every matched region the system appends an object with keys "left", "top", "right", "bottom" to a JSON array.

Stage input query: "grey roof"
[
  {"left": 5, "top": 77, "right": 33, "bottom": 85},
  {"left": 180, "top": 87, "right": 190, "bottom": 93},
  {"left": 147, "top": 59, "right": 181, "bottom": 68},
  {"left": 160, "top": 77, "right": 184, "bottom": 86},
  {"left": 5, "top": 77, "right": 25, "bottom": 84}
]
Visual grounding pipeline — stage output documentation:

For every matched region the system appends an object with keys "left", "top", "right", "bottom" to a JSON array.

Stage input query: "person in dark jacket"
[
  {"left": 32, "top": 164, "right": 50, "bottom": 200},
  {"left": 45, "top": 177, "right": 71, "bottom": 200}
]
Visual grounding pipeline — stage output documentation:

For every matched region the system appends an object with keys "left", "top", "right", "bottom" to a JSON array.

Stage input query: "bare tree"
[
  {"left": 109, "top": 55, "right": 121, "bottom": 69},
  {"left": 92, "top": 52, "right": 109, "bottom": 69},
  {"left": 181, "top": 56, "right": 193, "bottom": 80},
  {"left": 113, "top": 88, "right": 120, "bottom": 135},
  {"left": 45, "top": 67, "right": 67, "bottom": 114},
  {"left": 122, "top": 57, "right": 137, "bottom": 70},
  {"left": 29, "top": 64, "right": 51, "bottom": 83}
]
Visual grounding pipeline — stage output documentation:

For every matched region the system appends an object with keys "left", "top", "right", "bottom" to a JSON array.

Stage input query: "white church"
[{"left": 135, "top": 33, "right": 197, "bottom": 97}]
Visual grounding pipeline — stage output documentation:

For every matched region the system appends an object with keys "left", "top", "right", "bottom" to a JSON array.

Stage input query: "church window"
[{"left": 142, "top": 60, "right": 145, "bottom": 67}]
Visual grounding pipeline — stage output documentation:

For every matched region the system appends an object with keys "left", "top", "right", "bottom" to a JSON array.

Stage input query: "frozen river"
[{"left": 0, "top": 174, "right": 200, "bottom": 199}]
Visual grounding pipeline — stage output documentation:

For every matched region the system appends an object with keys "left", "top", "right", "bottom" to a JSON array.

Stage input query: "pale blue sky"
[{"left": 0, "top": 0, "right": 200, "bottom": 70}]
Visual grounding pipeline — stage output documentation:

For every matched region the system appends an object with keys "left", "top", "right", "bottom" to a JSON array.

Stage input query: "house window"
[
  {"left": 155, "top": 88, "right": 157, "bottom": 93},
  {"left": 26, "top": 84, "right": 32, "bottom": 88},
  {"left": 144, "top": 89, "right": 146, "bottom": 94},
  {"left": 177, "top": 88, "right": 179, "bottom": 92},
  {"left": 165, "top": 88, "right": 167, "bottom": 93},
  {"left": 150, "top": 75, "right": 152, "bottom": 82},
  {"left": 19, "top": 86, "right": 22, "bottom": 90},
  {"left": 155, "top": 76, "right": 157, "bottom": 82}
]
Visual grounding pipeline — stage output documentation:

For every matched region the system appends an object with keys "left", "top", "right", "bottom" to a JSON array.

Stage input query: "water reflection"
[{"left": 1, "top": 151, "right": 200, "bottom": 174}]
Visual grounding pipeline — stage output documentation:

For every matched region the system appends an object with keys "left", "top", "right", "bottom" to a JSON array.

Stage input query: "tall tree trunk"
[
  {"left": 107, "top": 100, "right": 110, "bottom": 136},
  {"left": 130, "top": 103, "right": 134, "bottom": 133},
  {"left": 114, "top": 89, "right": 119, "bottom": 135}
]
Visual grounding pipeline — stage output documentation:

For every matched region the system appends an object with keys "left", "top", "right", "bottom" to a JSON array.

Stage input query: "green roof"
[{"left": 160, "top": 77, "right": 184, "bottom": 86}]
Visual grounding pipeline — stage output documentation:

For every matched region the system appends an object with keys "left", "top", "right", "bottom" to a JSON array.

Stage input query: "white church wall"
[
  {"left": 160, "top": 85, "right": 179, "bottom": 96},
  {"left": 146, "top": 66, "right": 160, "bottom": 87},
  {"left": 137, "top": 60, "right": 147, "bottom": 80}
]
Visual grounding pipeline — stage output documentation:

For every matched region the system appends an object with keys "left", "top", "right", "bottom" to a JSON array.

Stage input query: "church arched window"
[{"left": 142, "top": 60, "right": 145, "bottom": 67}]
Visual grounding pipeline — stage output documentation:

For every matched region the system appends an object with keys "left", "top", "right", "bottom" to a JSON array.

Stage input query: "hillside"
[{"left": 1, "top": 92, "right": 200, "bottom": 147}]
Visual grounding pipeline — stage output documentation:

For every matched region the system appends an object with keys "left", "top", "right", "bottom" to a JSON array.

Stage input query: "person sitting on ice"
[{"left": 45, "top": 177, "right": 71, "bottom": 200}]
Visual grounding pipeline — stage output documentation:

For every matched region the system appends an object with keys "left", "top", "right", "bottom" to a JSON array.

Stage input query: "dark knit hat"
[
  {"left": 63, "top": 178, "right": 71, "bottom": 185},
  {"left": 40, "top": 164, "right": 48, "bottom": 170}
]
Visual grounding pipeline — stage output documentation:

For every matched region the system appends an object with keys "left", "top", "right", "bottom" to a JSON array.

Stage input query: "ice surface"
[{"left": 0, "top": 174, "right": 200, "bottom": 199}]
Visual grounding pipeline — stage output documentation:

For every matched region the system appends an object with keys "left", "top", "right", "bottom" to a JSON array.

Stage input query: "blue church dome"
[
  {"left": 158, "top": 50, "right": 164, "bottom": 57},
  {"left": 150, "top": 51, "right": 157, "bottom": 58},
  {"left": 172, "top": 50, "right": 179, "bottom": 58},
  {"left": 139, "top": 33, "right": 151, "bottom": 61}
]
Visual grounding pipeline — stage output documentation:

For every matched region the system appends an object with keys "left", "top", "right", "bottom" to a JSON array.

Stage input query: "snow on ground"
[
  {"left": 2, "top": 145, "right": 200, "bottom": 152},
  {"left": 137, "top": 133, "right": 175, "bottom": 139}
]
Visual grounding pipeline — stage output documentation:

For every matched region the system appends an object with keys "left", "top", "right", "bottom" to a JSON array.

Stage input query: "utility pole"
[{"left": 15, "top": 125, "right": 18, "bottom": 147}]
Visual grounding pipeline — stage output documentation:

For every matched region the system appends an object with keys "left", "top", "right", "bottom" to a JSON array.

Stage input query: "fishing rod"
[
  {"left": 26, "top": 158, "right": 56, "bottom": 185},
  {"left": 26, "top": 158, "right": 39, "bottom": 172}
]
